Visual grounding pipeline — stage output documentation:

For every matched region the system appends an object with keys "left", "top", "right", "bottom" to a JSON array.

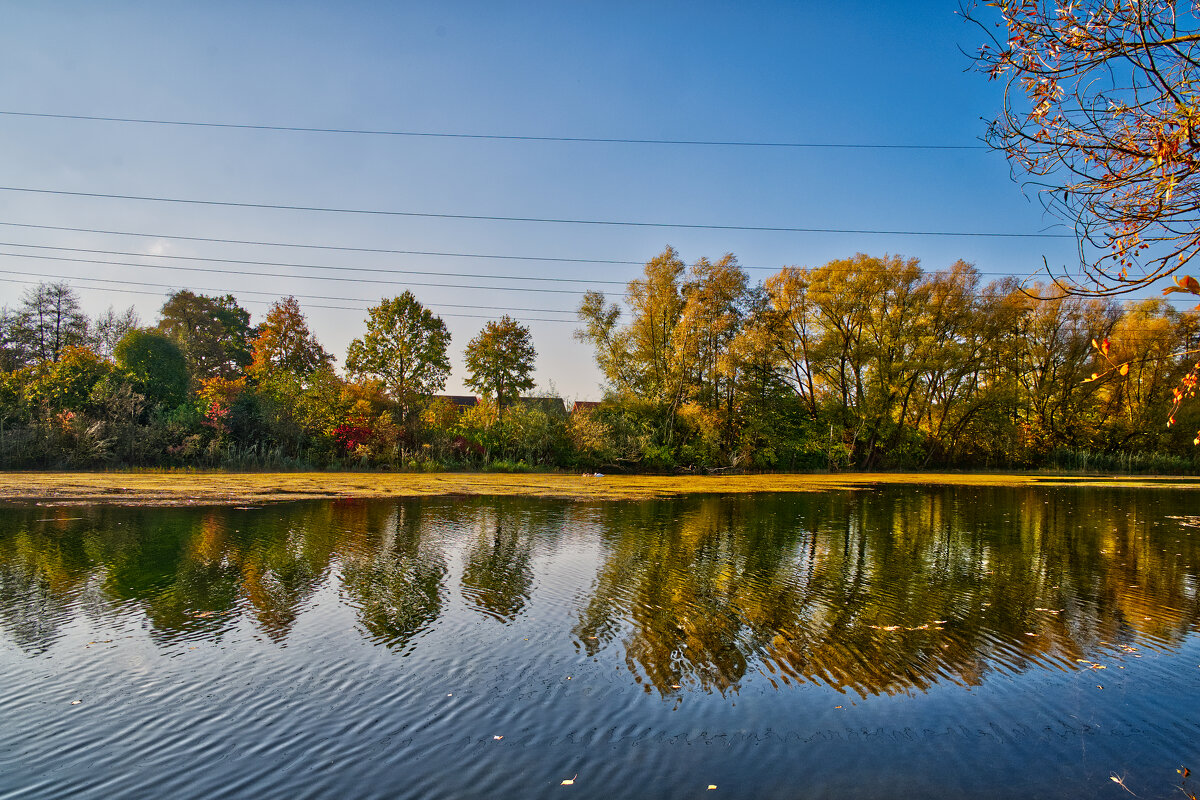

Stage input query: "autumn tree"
[
  {"left": 577, "top": 247, "right": 688, "bottom": 404},
  {"left": 345, "top": 292, "right": 451, "bottom": 418},
  {"left": 159, "top": 291, "right": 254, "bottom": 382},
  {"left": 464, "top": 316, "right": 537, "bottom": 422},
  {"left": 247, "top": 296, "right": 333, "bottom": 380},
  {"left": 970, "top": 0, "right": 1200, "bottom": 295}
]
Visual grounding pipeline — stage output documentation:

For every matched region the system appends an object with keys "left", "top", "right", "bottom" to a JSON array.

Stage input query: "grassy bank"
[{"left": 2, "top": 470, "right": 1200, "bottom": 506}]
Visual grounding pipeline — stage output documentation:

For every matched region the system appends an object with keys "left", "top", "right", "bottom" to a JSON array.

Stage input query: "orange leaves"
[
  {"left": 1163, "top": 275, "right": 1200, "bottom": 295},
  {"left": 967, "top": 0, "right": 1200, "bottom": 295}
]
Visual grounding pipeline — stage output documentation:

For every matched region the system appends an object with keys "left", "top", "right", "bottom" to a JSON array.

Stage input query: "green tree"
[
  {"left": 464, "top": 316, "right": 537, "bottom": 423},
  {"left": 114, "top": 329, "right": 189, "bottom": 410},
  {"left": 345, "top": 292, "right": 451, "bottom": 417},
  {"left": 158, "top": 291, "right": 253, "bottom": 382}
]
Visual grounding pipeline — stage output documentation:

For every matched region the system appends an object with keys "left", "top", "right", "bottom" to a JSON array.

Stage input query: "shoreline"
[{"left": 1, "top": 470, "right": 1199, "bottom": 506}]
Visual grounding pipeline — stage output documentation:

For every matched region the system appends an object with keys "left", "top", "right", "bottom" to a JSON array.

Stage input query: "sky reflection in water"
[{"left": 1, "top": 487, "right": 1198, "bottom": 799}]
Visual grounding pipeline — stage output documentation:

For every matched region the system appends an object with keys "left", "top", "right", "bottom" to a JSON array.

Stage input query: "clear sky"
[{"left": 0, "top": 1, "right": 1121, "bottom": 399}]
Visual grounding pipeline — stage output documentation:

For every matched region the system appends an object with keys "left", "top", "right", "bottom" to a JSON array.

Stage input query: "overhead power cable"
[
  {"left": 0, "top": 241, "right": 625, "bottom": 286},
  {"left": 0, "top": 110, "right": 985, "bottom": 150},
  {"left": 0, "top": 221, "right": 1037, "bottom": 275},
  {"left": 0, "top": 220, "right": 656, "bottom": 269},
  {"left": 0, "top": 185, "right": 1073, "bottom": 239},
  {"left": 0, "top": 252, "right": 589, "bottom": 295},
  {"left": 0, "top": 272, "right": 579, "bottom": 322}
]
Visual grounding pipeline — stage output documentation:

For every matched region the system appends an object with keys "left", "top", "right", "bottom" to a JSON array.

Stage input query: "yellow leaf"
[
  {"left": 708, "top": 785, "right": 718, "bottom": 791},
  {"left": 561, "top": 775, "right": 577, "bottom": 786},
  {"left": 1119, "top": 363, "right": 1129, "bottom": 376}
]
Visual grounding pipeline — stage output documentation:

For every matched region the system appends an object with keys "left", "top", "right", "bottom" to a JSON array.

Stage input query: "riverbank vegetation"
[{"left": 2, "top": 248, "right": 1199, "bottom": 473}]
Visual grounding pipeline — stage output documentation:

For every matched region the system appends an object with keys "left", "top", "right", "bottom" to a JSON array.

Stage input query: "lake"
[{"left": 1, "top": 486, "right": 1198, "bottom": 799}]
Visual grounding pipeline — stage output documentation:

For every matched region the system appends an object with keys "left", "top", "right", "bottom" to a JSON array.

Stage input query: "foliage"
[
  {"left": 114, "top": 329, "right": 189, "bottom": 411},
  {"left": 2, "top": 252, "right": 1199, "bottom": 472},
  {"left": 6, "top": 282, "right": 90, "bottom": 365},
  {"left": 970, "top": 0, "right": 1200, "bottom": 294},
  {"left": 464, "top": 316, "right": 537, "bottom": 422},
  {"left": 158, "top": 291, "right": 253, "bottom": 382},
  {"left": 247, "top": 296, "right": 333, "bottom": 380},
  {"left": 345, "top": 292, "right": 451, "bottom": 417}
]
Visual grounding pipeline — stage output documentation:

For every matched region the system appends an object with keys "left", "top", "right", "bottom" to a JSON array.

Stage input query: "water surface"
[{"left": 1, "top": 487, "right": 1199, "bottom": 799}]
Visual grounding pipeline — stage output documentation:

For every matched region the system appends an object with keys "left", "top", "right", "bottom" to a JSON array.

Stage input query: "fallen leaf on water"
[
  {"left": 834, "top": 705, "right": 843, "bottom": 709},
  {"left": 561, "top": 774, "right": 577, "bottom": 786},
  {"left": 493, "top": 735, "right": 503, "bottom": 740},
  {"left": 69, "top": 700, "right": 81, "bottom": 705},
  {"left": 671, "top": 684, "right": 681, "bottom": 689},
  {"left": 708, "top": 785, "right": 717, "bottom": 790}
]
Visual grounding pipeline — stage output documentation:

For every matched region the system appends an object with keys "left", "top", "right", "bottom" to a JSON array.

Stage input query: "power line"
[
  {"left": 0, "top": 220, "right": 1042, "bottom": 275},
  {"left": 0, "top": 252, "right": 590, "bottom": 295},
  {"left": 0, "top": 241, "right": 626, "bottom": 286},
  {"left": 0, "top": 110, "right": 986, "bottom": 150},
  {"left": 0, "top": 243, "right": 1092, "bottom": 293},
  {"left": 0, "top": 220, "right": 655, "bottom": 269},
  {"left": 0, "top": 185, "right": 1074, "bottom": 239},
  {"left": 0, "top": 273, "right": 579, "bottom": 322}
]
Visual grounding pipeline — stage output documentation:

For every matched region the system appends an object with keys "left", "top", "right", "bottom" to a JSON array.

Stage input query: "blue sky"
[{"left": 0, "top": 1, "right": 1104, "bottom": 398}]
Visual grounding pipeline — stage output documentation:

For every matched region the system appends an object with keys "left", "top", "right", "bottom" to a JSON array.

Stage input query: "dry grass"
[{"left": 1, "top": 470, "right": 1199, "bottom": 506}]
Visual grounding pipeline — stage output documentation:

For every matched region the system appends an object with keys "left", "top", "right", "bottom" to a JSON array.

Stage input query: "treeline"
[
  {"left": 1, "top": 248, "right": 1199, "bottom": 472},
  {"left": 577, "top": 249, "right": 1200, "bottom": 471}
]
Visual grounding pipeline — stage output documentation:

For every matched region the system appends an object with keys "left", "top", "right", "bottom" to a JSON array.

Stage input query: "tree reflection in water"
[{"left": 0, "top": 487, "right": 1196, "bottom": 697}]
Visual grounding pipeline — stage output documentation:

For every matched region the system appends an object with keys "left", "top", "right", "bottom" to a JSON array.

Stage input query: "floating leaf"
[
  {"left": 561, "top": 775, "right": 577, "bottom": 786},
  {"left": 493, "top": 735, "right": 503, "bottom": 740},
  {"left": 708, "top": 785, "right": 717, "bottom": 791}
]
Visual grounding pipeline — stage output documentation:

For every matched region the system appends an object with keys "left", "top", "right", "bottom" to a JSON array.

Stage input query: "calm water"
[{"left": 1, "top": 487, "right": 1199, "bottom": 799}]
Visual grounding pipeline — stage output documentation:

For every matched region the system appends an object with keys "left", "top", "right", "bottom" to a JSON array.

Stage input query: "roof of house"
[{"left": 435, "top": 395, "right": 479, "bottom": 408}]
